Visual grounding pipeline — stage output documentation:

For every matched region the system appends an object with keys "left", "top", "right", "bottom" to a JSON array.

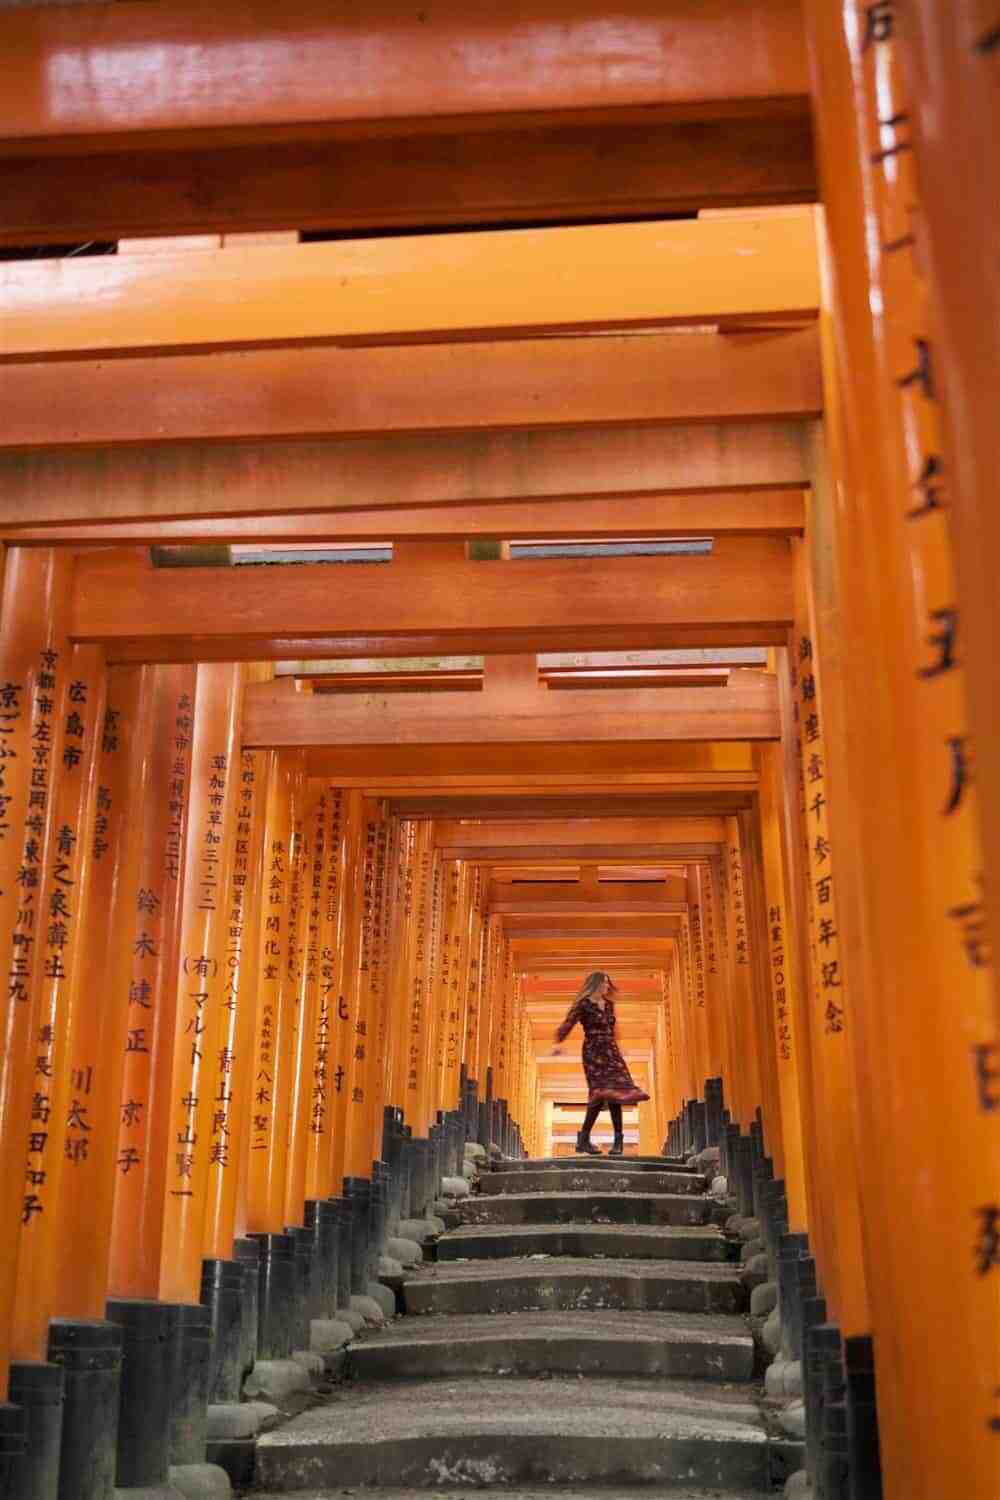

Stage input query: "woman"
[{"left": 552, "top": 971, "right": 650, "bottom": 1156}]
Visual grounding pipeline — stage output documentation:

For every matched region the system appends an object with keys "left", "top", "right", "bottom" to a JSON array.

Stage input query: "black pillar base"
[
  {"left": 232, "top": 1236, "right": 261, "bottom": 1384},
  {"left": 48, "top": 1318, "right": 121, "bottom": 1500},
  {"left": 342, "top": 1178, "right": 371, "bottom": 1295},
  {"left": 304, "top": 1202, "right": 338, "bottom": 1320},
  {"left": 106, "top": 1298, "right": 176, "bottom": 1491},
  {"left": 285, "top": 1227, "right": 315, "bottom": 1351},
  {"left": 845, "top": 1335, "right": 882, "bottom": 1500},
  {"left": 0, "top": 1401, "right": 27, "bottom": 1496},
  {"left": 247, "top": 1232, "right": 295, "bottom": 1360},
  {"left": 327, "top": 1199, "right": 353, "bottom": 1311},
  {"left": 705, "top": 1077, "right": 724, "bottom": 1148},
  {"left": 167, "top": 1302, "right": 211, "bottom": 1467},
  {"left": 200, "top": 1257, "right": 244, "bottom": 1401},
  {"left": 7, "top": 1361, "right": 64, "bottom": 1500}
]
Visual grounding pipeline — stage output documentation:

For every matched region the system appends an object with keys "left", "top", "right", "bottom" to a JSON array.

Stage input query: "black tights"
[{"left": 581, "top": 1100, "right": 622, "bottom": 1137}]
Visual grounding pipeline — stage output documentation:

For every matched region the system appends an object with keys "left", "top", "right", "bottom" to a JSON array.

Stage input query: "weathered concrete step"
[
  {"left": 489, "top": 1155, "right": 696, "bottom": 1173},
  {"left": 459, "top": 1191, "right": 711, "bottom": 1228},
  {"left": 404, "top": 1255, "right": 746, "bottom": 1316},
  {"left": 480, "top": 1167, "right": 707, "bottom": 1196},
  {"left": 255, "top": 1375, "right": 771, "bottom": 1492},
  {"left": 257, "top": 1488, "right": 768, "bottom": 1500},
  {"left": 347, "top": 1309, "right": 754, "bottom": 1382},
  {"left": 438, "top": 1221, "right": 731, "bottom": 1263}
]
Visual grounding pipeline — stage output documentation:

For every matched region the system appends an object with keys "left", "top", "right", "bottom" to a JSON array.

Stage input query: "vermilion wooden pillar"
[
  {"left": 12, "top": 642, "right": 106, "bottom": 1362},
  {"left": 0, "top": 550, "right": 71, "bottom": 1396},
  {"left": 805, "top": 6, "right": 999, "bottom": 1491},
  {"left": 108, "top": 666, "right": 196, "bottom": 1300},
  {"left": 158, "top": 664, "right": 243, "bottom": 1306}
]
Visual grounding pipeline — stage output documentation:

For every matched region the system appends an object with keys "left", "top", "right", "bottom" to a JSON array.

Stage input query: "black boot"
[
  {"left": 607, "top": 1104, "right": 624, "bottom": 1156},
  {"left": 575, "top": 1130, "right": 602, "bottom": 1155}
]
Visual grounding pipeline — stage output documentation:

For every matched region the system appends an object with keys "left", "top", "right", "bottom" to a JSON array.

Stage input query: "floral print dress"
[{"left": 555, "top": 996, "right": 650, "bottom": 1106}]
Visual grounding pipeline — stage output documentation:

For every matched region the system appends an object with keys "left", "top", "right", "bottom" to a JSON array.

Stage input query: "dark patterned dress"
[{"left": 555, "top": 997, "right": 650, "bottom": 1106}]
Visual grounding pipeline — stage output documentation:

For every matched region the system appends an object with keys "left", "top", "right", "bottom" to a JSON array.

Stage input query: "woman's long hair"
[{"left": 576, "top": 970, "right": 616, "bottom": 1005}]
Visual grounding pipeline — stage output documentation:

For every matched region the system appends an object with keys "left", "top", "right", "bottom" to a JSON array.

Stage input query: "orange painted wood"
[
  {"left": 434, "top": 818, "right": 724, "bottom": 856},
  {"left": 54, "top": 664, "right": 146, "bottom": 1322},
  {"left": 896, "top": 10, "right": 1000, "bottom": 1032},
  {"left": 243, "top": 671, "right": 780, "bottom": 748},
  {"left": 304, "top": 746, "right": 755, "bottom": 782},
  {"left": 108, "top": 665, "right": 197, "bottom": 1299},
  {"left": 0, "top": 329, "right": 821, "bottom": 450},
  {"left": 0, "top": 115, "right": 816, "bottom": 247},
  {"left": 0, "top": 217, "right": 819, "bottom": 361},
  {"left": 805, "top": 8, "right": 999, "bottom": 1480},
  {"left": 157, "top": 663, "right": 243, "bottom": 1304},
  {"left": 282, "top": 774, "right": 317, "bottom": 1228},
  {"left": 0, "top": 1, "right": 808, "bottom": 152},
  {"left": 244, "top": 752, "right": 302, "bottom": 1232},
  {"left": 0, "top": 549, "right": 72, "bottom": 1389},
  {"left": 0, "top": 421, "right": 809, "bottom": 529},
  {"left": 229, "top": 744, "right": 269, "bottom": 1241},
  {"left": 343, "top": 805, "right": 389, "bottom": 1175},
  {"left": 72, "top": 544, "right": 794, "bottom": 662},
  {"left": 12, "top": 643, "right": 106, "bottom": 1360},
  {"left": 205, "top": 728, "right": 269, "bottom": 1257},
  {"left": 0, "top": 488, "right": 808, "bottom": 547},
  {"left": 302, "top": 786, "right": 346, "bottom": 1201},
  {"left": 327, "top": 790, "right": 366, "bottom": 1190}
]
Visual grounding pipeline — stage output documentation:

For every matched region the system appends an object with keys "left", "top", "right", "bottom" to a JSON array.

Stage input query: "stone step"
[
  {"left": 479, "top": 1167, "right": 707, "bottom": 1196},
  {"left": 404, "top": 1255, "right": 746, "bottom": 1316},
  {"left": 458, "top": 1190, "right": 711, "bottom": 1228},
  {"left": 254, "top": 1489, "right": 769, "bottom": 1499},
  {"left": 254, "top": 1375, "right": 772, "bottom": 1492},
  {"left": 488, "top": 1155, "right": 697, "bottom": 1173},
  {"left": 347, "top": 1309, "right": 754, "bottom": 1383},
  {"left": 437, "top": 1221, "right": 732, "bottom": 1263}
]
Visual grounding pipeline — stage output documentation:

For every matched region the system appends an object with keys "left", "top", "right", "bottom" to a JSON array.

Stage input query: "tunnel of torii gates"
[{"left": 0, "top": 3, "right": 998, "bottom": 1500}]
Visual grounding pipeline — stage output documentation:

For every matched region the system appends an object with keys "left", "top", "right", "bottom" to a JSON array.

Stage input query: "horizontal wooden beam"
[
  {"left": 389, "top": 792, "right": 754, "bottom": 818},
  {"left": 242, "top": 670, "right": 779, "bottom": 747},
  {"left": 0, "top": 328, "right": 821, "bottom": 450},
  {"left": 0, "top": 1, "right": 807, "bottom": 154},
  {"left": 302, "top": 747, "right": 756, "bottom": 780},
  {"left": 72, "top": 542, "right": 794, "bottom": 663},
  {"left": 435, "top": 817, "right": 724, "bottom": 853},
  {"left": 0, "top": 421, "right": 810, "bottom": 530},
  {"left": 1, "top": 216, "right": 819, "bottom": 361},
  {"left": 1, "top": 491, "right": 807, "bottom": 548},
  {"left": 0, "top": 116, "right": 816, "bottom": 247},
  {"left": 501, "top": 914, "right": 683, "bottom": 935}
]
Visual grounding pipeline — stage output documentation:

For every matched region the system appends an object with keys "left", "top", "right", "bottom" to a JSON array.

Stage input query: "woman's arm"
[
  {"left": 603, "top": 996, "right": 617, "bottom": 1030},
  {"left": 555, "top": 1000, "right": 582, "bottom": 1044}
]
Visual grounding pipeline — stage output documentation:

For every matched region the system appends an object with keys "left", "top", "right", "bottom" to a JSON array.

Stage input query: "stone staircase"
[{"left": 254, "top": 1154, "right": 794, "bottom": 1497}]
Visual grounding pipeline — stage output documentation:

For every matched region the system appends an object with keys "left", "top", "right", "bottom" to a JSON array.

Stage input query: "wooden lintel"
[
  {"left": 0, "top": 328, "right": 821, "bottom": 451},
  {"left": 0, "top": 1, "right": 807, "bottom": 154},
  {"left": 0, "top": 116, "right": 815, "bottom": 247},
  {"left": 434, "top": 817, "right": 724, "bottom": 852},
  {"left": 74, "top": 543, "right": 793, "bottom": 665},
  {"left": 1, "top": 216, "right": 818, "bottom": 361},
  {"left": 302, "top": 747, "right": 756, "bottom": 780},
  {"left": 243, "top": 669, "right": 779, "bottom": 747},
  {"left": 0, "top": 422, "right": 809, "bottom": 530}
]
